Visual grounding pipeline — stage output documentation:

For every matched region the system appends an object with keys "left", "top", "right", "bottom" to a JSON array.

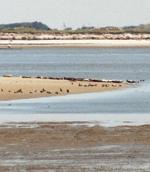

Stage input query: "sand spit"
[
  {"left": 0, "top": 39, "right": 150, "bottom": 48},
  {"left": 0, "top": 76, "right": 129, "bottom": 100},
  {"left": 0, "top": 122, "right": 150, "bottom": 171}
]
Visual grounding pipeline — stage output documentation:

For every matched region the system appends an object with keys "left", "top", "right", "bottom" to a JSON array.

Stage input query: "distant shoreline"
[{"left": 0, "top": 40, "right": 150, "bottom": 48}]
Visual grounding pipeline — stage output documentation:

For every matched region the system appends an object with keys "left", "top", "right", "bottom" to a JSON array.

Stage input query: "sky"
[{"left": 0, "top": 0, "right": 150, "bottom": 28}]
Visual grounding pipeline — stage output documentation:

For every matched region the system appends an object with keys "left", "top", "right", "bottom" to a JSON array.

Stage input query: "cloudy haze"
[{"left": 0, "top": 0, "right": 150, "bottom": 28}]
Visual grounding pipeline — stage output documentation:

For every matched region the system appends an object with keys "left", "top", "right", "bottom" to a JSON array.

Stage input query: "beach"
[
  {"left": 1, "top": 1, "right": 150, "bottom": 170},
  {"left": 0, "top": 122, "right": 150, "bottom": 172},
  {"left": 0, "top": 76, "right": 127, "bottom": 100},
  {"left": 0, "top": 47, "right": 149, "bottom": 172},
  {"left": 0, "top": 39, "right": 150, "bottom": 48}
]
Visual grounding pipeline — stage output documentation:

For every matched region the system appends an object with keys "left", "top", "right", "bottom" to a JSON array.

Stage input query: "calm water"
[
  {"left": 0, "top": 47, "right": 150, "bottom": 80},
  {"left": 0, "top": 47, "right": 150, "bottom": 124}
]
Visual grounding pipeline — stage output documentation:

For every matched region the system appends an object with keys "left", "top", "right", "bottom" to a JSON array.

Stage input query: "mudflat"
[
  {"left": 0, "top": 77, "right": 127, "bottom": 100},
  {"left": 0, "top": 122, "right": 150, "bottom": 171}
]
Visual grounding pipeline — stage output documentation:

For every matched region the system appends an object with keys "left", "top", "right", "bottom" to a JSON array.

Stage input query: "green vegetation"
[
  {"left": 123, "top": 24, "right": 150, "bottom": 33},
  {"left": 0, "top": 21, "right": 49, "bottom": 33},
  {"left": 0, "top": 21, "right": 150, "bottom": 34}
]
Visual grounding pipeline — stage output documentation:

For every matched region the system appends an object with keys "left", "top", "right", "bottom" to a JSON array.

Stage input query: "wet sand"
[
  {"left": 0, "top": 77, "right": 127, "bottom": 100},
  {"left": 0, "top": 122, "right": 150, "bottom": 171}
]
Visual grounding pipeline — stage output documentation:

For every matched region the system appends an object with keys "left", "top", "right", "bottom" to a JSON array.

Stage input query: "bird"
[{"left": 14, "top": 89, "right": 23, "bottom": 93}]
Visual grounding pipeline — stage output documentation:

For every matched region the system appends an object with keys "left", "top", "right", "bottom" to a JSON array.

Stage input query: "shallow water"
[
  {"left": 0, "top": 47, "right": 150, "bottom": 80},
  {"left": 0, "top": 81, "right": 149, "bottom": 114},
  {"left": 0, "top": 48, "right": 150, "bottom": 125},
  {"left": 0, "top": 81, "right": 150, "bottom": 126}
]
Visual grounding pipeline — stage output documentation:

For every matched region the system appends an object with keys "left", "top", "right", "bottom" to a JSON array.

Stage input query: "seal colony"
[{"left": 0, "top": 75, "right": 141, "bottom": 100}]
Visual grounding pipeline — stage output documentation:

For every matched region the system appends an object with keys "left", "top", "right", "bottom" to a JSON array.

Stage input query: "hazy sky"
[{"left": 0, "top": 0, "right": 150, "bottom": 28}]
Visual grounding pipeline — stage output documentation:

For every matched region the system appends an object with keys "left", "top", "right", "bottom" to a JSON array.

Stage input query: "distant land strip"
[
  {"left": 0, "top": 21, "right": 150, "bottom": 34},
  {"left": 1, "top": 22, "right": 150, "bottom": 48},
  {"left": 0, "top": 40, "right": 150, "bottom": 48}
]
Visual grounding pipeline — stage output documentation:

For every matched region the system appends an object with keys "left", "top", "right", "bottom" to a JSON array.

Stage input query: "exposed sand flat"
[
  {"left": 0, "top": 123, "right": 150, "bottom": 172},
  {"left": 0, "top": 77, "right": 127, "bottom": 100},
  {"left": 0, "top": 39, "right": 150, "bottom": 48}
]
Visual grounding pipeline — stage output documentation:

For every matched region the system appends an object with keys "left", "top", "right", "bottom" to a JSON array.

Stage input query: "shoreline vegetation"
[
  {"left": 0, "top": 21, "right": 150, "bottom": 34},
  {"left": 0, "top": 75, "right": 139, "bottom": 101},
  {"left": 0, "top": 22, "right": 150, "bottom": 48}
]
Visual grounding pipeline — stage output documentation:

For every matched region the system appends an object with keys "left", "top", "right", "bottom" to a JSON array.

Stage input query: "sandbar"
[{"left": 0, "top": 76, "right": 127, "bottom": 100}]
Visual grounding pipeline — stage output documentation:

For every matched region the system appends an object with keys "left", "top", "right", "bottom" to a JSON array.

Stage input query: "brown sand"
[
  {"left": 0, "top": 122, "right": 150, "bottom": 171},
  {"left": 0, "top": 77, "right": 127, "bottom": 100},
  {"left": 1, "top": 122, "right": 149, "bottom": 147}
]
